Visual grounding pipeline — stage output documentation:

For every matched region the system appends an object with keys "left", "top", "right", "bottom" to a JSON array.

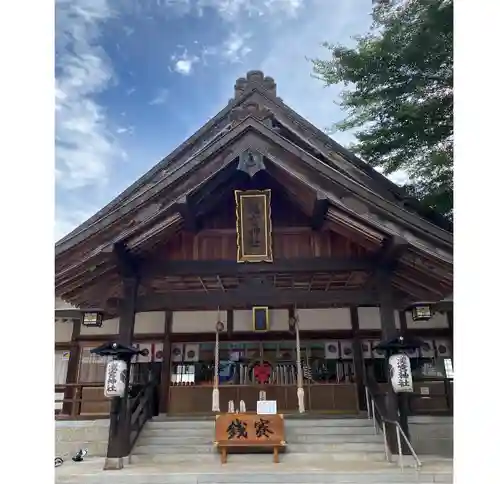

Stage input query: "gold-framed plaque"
[
  {"left": 235, "top": 189, "right": 273, "bottom": 263},
  {"left": 252, "top": 306, "right": 270, "bottom": 332}
]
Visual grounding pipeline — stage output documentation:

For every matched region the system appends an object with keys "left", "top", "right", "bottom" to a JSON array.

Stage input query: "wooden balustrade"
[
  {"left": 55, "top": 383, "right": 109, "bottom": 419},
  {"left": 168, "top": 383, "right": 359, "bottom": 415},
  {"left": 375, "top": 378, "right": 453, "bottom": 416},
  {"left": 128, "top": 381, "right": 156, "bottom": 451}
]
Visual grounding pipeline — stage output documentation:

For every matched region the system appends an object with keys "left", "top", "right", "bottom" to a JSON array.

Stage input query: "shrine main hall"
[{"left": 54, "top": 71, "right": 452, "bottom": 443}]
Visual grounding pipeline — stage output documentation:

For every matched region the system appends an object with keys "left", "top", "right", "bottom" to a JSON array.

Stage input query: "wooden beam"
[
  {"left": 135, "top": 288, "right": 381, "bottom": 311},
  {"left": 349, "top": 307, "right": 366, "bottom": 412},
  {"left": 377, "top": 270, "right": 399, "bottom": 342},
  {"left": 105, "top": 242, "right": 140, "bottom": 279},
  {"left": 376, "top": 268, "right": 411, "bottom": 454},
  {"left": 141, "top": 256, "right": 376, "bottom": 277},
  {"left": 62, "top": 317, "right": 82, "bottom": 415},
  {"left": 447, "top": 311, "right": 453, "bottom": 357},
  {"left": 226, "top": 309, "right": 234, "bottom": 339},
  {"left": 363, "top": 236, "right": 410, "bottom": 289},
  {"left": 399, "top": 310, "right": 408, "bottom": 334},
  {"left": 159, "top": 310, "right": 172, "bottom": 414},
  {"left": 377, "top": 235, "right": 409, "bottom": 267},
  {"left": 311, "top": 193, "right": 329, "bottom": 231},
  {"left": 174, "top": 196, "right": 199, "bottom": 233},
  {"left": 106, "top": 275, "right": 139, "bottom": 466}
]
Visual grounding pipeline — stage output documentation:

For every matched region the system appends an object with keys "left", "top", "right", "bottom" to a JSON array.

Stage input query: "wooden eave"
[
  {"left": 55, "top": 87, "right": 266, "bottom": 249},
  {"left": 56, "top": 82, "right": 451, "bottom": 256},
  {"left": 55, "top": 117, "right": 257, "bottom": 261},
  {"left": 228, "top": 89, "right": 452, "bottom": 232},
  {"left": 240, "top": 120, "right": 452, "bottom": 248},
  {"left": 56, "top": 116, "right": 452, "bottom": 284}
]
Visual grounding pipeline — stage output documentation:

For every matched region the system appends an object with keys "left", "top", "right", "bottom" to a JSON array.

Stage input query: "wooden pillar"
[
  {"left": 227, "top": 309, "right": 234, "bottom": 339},
  {"left": 398, "top": 310, "right": 408, "bottom": 334},
  {"left": 62, "top": 317, "right": 81, "bottom": 415},
  {"left": 447, "top": 310, "right": 453, "bottom": 356},
  {"left": 159, "top": 310, "right": 172, "bottom": 414},
  {"left": 377, "top": 269, "right": 411, "bottom": 454},
  {"left": 105, "top": 275, "right": 139, "bottom": 470},
  {"left": 350, "top": 306, "right": 366, "bottom": 412}
]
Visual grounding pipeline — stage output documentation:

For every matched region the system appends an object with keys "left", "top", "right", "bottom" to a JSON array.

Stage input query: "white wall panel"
[
  {"left": 358, "top": 307, "right": 401, "bottom": 330},
  {"left": 172, "top": 310, "right": 227, "bottom": 333},
  {"left": 55, "top": 320, "right": 74, "bottom": 342},
  {"left": 297, "top": 308, "right": 351, "bottom": 330},
  {"left": 134, "top": 311, "right": 165, "bottom": 334}
]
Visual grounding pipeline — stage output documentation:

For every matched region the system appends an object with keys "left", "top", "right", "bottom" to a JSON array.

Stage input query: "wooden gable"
[{"left": 55, "top": 70, "right": 452, "bottom": 311}]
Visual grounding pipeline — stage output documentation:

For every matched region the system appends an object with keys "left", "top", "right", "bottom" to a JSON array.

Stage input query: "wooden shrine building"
[{"left": 55, "top": 70, "right": 453, "bottom": 423}]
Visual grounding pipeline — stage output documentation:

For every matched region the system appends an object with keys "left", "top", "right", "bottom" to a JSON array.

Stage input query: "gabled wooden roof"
[
  {"left": 55, "top": 71, "right": 453, "bottom": 308},
  {"left": 56, "top": 71, "right": 450, "bottom": 252}
]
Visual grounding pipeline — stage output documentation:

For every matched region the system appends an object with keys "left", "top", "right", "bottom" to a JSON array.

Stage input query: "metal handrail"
[{"left": 364, "top": 386, "right": 422, "bottom": 471}]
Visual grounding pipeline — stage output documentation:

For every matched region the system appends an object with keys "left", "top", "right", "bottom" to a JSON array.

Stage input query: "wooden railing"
[
  {"left": 372, "top": 378, "right": 453, "bottom": 416},
  {"left": 55, "top": 380, "right": 157, "bottom": 457},
  {"left": 409, "top": 378, "right": 453, "bottom": 416},
  {"left": 364, "top": 382, "right": 422, "bottom": 470},
  {"left": 128, "top": 380, "right": 156, "bottom": 452},
  {"left": 55, "top": 383, "right": 110, "bottom": 419}
]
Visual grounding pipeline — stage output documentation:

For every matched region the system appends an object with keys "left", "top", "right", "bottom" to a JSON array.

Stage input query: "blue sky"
[{"left": 55, "top": 0, "right": 386, "bottom": 241}]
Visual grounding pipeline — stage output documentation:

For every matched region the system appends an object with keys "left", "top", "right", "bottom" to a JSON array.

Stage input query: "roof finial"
[{"left": 233, "top": 70, "right": 277, "bottom": 99}]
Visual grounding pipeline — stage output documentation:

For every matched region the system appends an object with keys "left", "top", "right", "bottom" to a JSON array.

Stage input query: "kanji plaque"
[
  {"left": 235, "top": 189, "right": 273, "bottom": 263},
  {"left": 215, "top": 413, "right": 285, "bottom": 446}
]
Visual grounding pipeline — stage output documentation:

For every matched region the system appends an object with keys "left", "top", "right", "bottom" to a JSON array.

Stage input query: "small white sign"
[
  {"left": 420, "top": 387, "right": 430, "bottom": 396},
  {"left": 257, "top": 400, "right": 277, "bottom": 415}
]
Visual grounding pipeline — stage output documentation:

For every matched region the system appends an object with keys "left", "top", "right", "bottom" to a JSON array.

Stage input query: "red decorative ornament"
[{"left": 254, "top": 363, "right": 272, "bottom": 384}]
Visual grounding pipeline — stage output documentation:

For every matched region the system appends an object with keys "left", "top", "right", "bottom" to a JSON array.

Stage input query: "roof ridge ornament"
[{"left": 234, "top": 70, "right": 277, "bottom": 100}]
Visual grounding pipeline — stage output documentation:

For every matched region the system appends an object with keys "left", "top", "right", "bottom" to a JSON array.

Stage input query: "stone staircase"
[
  {"left": 56, "top": 416, "right": 453, "bottom": 483},
  {"left": 131, "top": 417, "right": 388, "bottom": 464}
]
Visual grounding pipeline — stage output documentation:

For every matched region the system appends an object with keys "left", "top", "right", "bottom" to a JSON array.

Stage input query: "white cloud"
[
  {"left": 253, "top": 0, "right": 410, "bottom": 187},
  {"left": 197, "top": 0, "right": 304, "bottom": 20},
  {"left": 171, "top": 51, "right": 200, "bottom": 75},
  {"left": 175, "top": 59, "right": 195, "bottom": 75},
  {"left": 221, "top": 31, "right": 252, "bottom": 62},
  {"left": 116, "top": 126, "right": 134, "bottom": 135},
  {"left": 127, "top": 0, "right": 304, "bottom": 21},
  {"left": 258, "top": 0, "right": 371, "bottom": 136},
  {"left": 54, "top": 205, "right": 97, "bottom": 242},
  {"left": 149, "top": 88, "right": 169, "bottom": 105},
  {"left": 55, "top": 0, "right": 124, "bottom": 191},
  {"left": 55, "top": 0, "right": 127, "bottom": 239}
]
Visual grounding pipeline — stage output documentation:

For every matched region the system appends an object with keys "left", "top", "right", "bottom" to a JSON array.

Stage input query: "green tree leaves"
[{"left": 312, "top": 0, "right": 453, "bottom": 219}]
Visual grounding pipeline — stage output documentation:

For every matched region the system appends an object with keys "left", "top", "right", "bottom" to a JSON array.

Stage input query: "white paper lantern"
[
  {"left": 104, "top": 360, "right": 127, "bottom": 398},
  {"left": 389, "top": 354, "right": 414, "bottom": 393}
]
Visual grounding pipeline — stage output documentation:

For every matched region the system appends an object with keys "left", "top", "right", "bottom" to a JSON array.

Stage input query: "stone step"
[
  {"left": 284, "top": 419, "right": 373, "bottom": 428},
  {"left": 146, "top": 418, "right": 372, "bottom": 429},
  {"left": 147, "top": 421, "right": 215, "bottom": 429},
  {"left": 286, "top": 425, "right": 375, "bottom": 435},
  {"left": 58, "top": 475, "right": 451, "bottom": 484},
  {"left": 142, "top": 424, "right": 375, "bottom": 437},
  {"left": 286, "top": 442, "right": 386, "bottom": 453},
  {"left": 133, "top": 444, "right": 216, "bottom": 455},
  {"left": 55, "top": 458, "right": 453, "bottom": 484},
  {"left": 136, "top": 433, "right": 383, "bottom": 446},
  {"left": 137, "top": 436, "right": 215, "bottom": 445},
  {"left": 130, "top": 451, "right": 389, "bottom": 464},
  {"left": 288, "top": 434, "right": 381, "bottom": 443},
  {"left": 133, "top": 442, "right": 386, "bottom": 456},
  {"left": 141, "top": 428, "right": 215, "bottom": 438}
]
